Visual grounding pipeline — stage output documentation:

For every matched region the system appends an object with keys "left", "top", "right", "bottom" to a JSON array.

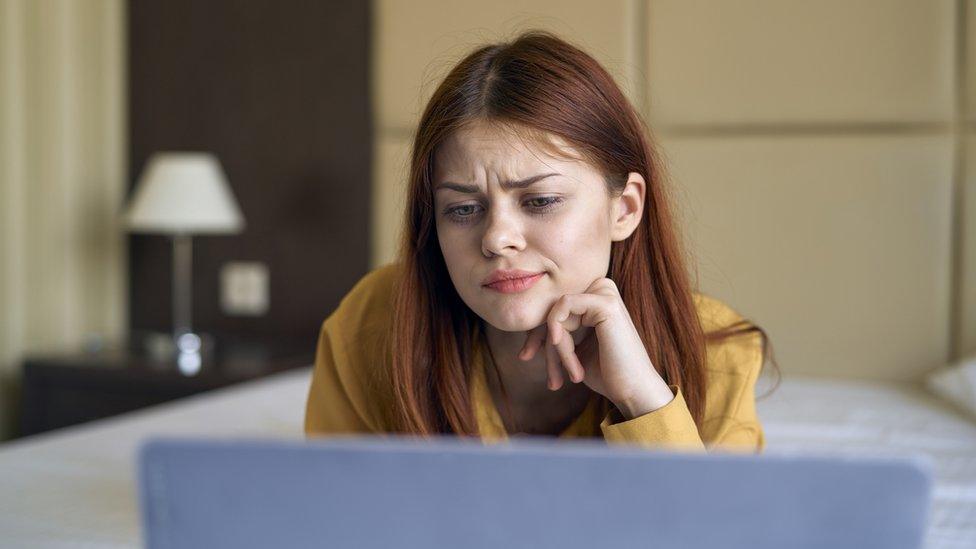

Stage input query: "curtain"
[{"left": 0, "top": 0, "right": 125, "bottom": 440}]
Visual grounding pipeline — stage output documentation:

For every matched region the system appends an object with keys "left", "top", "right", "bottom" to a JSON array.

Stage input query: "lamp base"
[{"left": 140, "top": 331, "right": 215, "bottom": 376}]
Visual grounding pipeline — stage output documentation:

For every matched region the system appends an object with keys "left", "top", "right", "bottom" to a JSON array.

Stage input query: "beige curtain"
[{"left": 0, "top": 0, "right": 126, "bottom": 440}]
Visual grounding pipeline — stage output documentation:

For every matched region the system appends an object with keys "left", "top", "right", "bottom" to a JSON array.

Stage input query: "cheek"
[
  {"left": 534, "top": 212, "right": 612, "bottom": 287},
  {"left": 437, "top": 224, "right": 480, "bottom": 287},
  {"left": 438, "top": 224, "right": 471, "bottom": 257}
]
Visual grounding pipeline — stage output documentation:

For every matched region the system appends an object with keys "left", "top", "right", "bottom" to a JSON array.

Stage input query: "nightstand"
[{"left": 18, "top": 338, "right": 313, "bottom": 438}]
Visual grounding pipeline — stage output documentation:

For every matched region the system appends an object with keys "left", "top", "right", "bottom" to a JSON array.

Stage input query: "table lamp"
[{"left": 123, "top": 152, "right": 244, "bottom": 374}]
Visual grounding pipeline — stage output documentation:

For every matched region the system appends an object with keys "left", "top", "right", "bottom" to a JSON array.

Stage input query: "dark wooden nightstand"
[{"left": 18, "top": 338, "right": 313, "bottom": 438}]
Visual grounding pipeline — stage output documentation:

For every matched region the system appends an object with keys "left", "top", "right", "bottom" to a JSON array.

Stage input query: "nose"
[{"left": 481, "top": 206, "right": 525, "bottom": 258}]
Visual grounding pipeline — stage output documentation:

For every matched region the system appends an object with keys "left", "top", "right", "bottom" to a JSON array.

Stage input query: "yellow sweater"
[{"left": 304, "top": 263, "right": 766, "bottom": 453}]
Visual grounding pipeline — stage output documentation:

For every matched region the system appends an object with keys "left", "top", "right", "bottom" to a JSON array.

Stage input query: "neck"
[{"left": 480, "top": 320, "right": 592, "bottom": 412}]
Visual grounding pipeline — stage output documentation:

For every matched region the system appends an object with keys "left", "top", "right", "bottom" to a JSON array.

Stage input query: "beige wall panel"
[
  {"left": 375, "top": 0, "right": 637, "bottom": 130},
  {"left": 372, "top": 132, "right": 412, "bottom": 268},
  {"left": 647, "top": 0, "right": 954, "bottom": 126},
  {"left": 968, "top": 0, "right": 976, "bottom": 121},
  {"left": 961, "top": 137, "right": 976, "bottom": 357},
  {"left": 659, "top": 135, "right": 953, "bottom": 381}
]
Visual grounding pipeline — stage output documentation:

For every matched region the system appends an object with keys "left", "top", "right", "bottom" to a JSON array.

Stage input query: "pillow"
[{"left": 926, "top": 353, "right": 976, "bottom": 421}]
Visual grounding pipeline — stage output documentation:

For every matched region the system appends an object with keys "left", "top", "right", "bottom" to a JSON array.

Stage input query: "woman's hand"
[{"left": 518, "top": 277, "right": 677, "bottom": 420}]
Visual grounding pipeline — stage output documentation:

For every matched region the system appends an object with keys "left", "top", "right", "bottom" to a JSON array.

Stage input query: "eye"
[
  {"left": 443, "top": 203, "right": 483, "bottom": 224},
  {"left": 525, "top": 196, "right": 563, "bottom": 212}
]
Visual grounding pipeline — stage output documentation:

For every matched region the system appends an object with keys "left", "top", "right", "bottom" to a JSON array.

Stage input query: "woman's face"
[{"left": 433, "top": 121, "right": 639, "bottom": 333}]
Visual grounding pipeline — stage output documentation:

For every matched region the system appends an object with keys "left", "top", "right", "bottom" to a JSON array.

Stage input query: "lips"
[{"left": 482, "top": 270, "right": 545, "bottom": 294}]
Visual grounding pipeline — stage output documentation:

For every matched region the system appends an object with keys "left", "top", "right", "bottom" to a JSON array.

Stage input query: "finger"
[
  {"left": 545, "top": 338, "right": 564, "bottom": 391},
  {"left": 519, "top": 326, "right": 545, "bottom": 361},
  {"left": 551, "top": 309, "right": 581, "bottom": 344},
  {"left": 550, "top": 317, "right": 562, "bottom": 346},
  {"left": 586, "top": 276, "right": 619, "bottom": 296},
  {"left": 554, "top": 329, "right": 585, "bottom": 383},
  {"left": 550, "top": 293, "right": 610, "bottom": 334}
]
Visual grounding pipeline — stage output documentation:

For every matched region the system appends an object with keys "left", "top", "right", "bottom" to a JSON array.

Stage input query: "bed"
[{"left": 0, "top": 367, "right": 973, "bottom": 548}]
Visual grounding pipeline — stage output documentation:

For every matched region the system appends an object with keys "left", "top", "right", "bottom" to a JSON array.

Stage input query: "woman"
[{"left": 304, "top": 30, "right": 779, "bottom": 453}]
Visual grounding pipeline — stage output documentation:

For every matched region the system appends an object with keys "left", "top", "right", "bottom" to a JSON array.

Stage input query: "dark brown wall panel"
[{"left": 127, "top": 0, "right": 371, "bottom": 347}]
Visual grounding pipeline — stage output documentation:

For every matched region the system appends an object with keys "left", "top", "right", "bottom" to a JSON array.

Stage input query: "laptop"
[{"left": 137, "top": 435, "right": 932, "bottom": 549}]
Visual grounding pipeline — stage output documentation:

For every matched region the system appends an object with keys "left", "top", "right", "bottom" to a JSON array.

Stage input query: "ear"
[{"left": 609, "top": 172, "right": 645, "bottom": 242}]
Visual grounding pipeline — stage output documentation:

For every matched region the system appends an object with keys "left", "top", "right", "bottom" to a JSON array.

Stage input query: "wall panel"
[
  {"left": 960, "top": 138, "right": 976, "bottom": 356},
  {"left": 375, "top": 0, "right": 638, "bottom": 130},
  {"left": 371, "top": 0, "right": 968, "bottom": 380},
  {"left": 128, "top": 0, "right": 372, "bottom": 344},
  {"left": 372, "top": 133, "right": 411, "bottom": 267},
  {"left": 661, "top": 134, "right": 953, "bottom": 380},
  {"left": 646, "top": 0, "right": 954, "bottom": 126}
]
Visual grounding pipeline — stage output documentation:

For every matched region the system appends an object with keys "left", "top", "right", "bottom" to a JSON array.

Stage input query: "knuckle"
[
  {"left": 547, "top": 313, "right": 560, "bottom": 328},
  {"left": 551, "top": 297, "right": 570, "bottom": 318},
  {"left": 589, "top": 278, "right": 616, "bottom": 295}
]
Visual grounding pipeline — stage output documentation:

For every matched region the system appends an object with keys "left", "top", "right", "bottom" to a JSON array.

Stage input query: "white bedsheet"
[
  {"left": 0, "top": 368, "right": 973, "bottom": 548},
  {"left": 754, "top": 375, "right": 976, "bottom": 549},
  {"left": 0, "top": 367, "right": 310, "bottom": 548}
]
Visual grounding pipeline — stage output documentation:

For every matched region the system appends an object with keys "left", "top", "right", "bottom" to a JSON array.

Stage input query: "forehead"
[{"left": 433, "top": 121, "right": 584, "bottom": 179}]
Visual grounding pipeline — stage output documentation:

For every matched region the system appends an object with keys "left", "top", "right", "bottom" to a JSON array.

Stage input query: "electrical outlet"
[{"left": 220, "top": 261, "right": 269, "bottom": 316}]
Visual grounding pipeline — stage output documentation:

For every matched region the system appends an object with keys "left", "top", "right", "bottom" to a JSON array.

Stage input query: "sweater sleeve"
[
  {"left": 598, "top": 326, "right": 766, "bottom": 454},
  {"left": 599, "top": 384, "right": 707, "bottom": 452},
  {"left": 303, "top": 317, "right": 376, "bottom": 437},
  {"left": 598, "top": 377, "right": 765, "bottom": 454},
  {"left": 304, "top": 265, "right": 401, "bottom": 438}
]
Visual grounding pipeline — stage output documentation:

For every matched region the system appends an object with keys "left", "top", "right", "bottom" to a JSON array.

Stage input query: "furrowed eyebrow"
[{"left": 434, "top": 172, "right": 560, "bottom": 193}]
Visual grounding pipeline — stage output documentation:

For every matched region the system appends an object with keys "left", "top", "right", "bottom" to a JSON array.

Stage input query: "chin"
[{"left": 477, "top": 302, "right": 547, "bottom": 333}]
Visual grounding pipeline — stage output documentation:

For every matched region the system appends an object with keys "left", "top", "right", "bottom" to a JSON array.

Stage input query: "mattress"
[
  {"left": 0, "top": 367, "right": 972, "bottom": 548},
  {"left": 754, "top": 374, "right": 976, "bottom": 549}
]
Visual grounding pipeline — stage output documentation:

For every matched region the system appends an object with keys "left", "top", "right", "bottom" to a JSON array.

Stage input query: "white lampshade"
[{"left": 124, "top": 152, "right": 245, "bottom": 234}]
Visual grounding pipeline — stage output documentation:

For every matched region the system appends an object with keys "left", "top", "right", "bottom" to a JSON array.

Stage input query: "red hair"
[{"left": 389, "top": 30, "right": 776, "bottom": 436}]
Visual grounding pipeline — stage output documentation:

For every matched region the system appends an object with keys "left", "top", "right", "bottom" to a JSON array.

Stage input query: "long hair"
[{"left": 389, "top": 30, "right": 778, "bottom": 436}]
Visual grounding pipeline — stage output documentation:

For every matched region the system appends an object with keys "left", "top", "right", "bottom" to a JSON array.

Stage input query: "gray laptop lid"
[{"left": 138, "top": 436, "right": 932, "bottom": 549}]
